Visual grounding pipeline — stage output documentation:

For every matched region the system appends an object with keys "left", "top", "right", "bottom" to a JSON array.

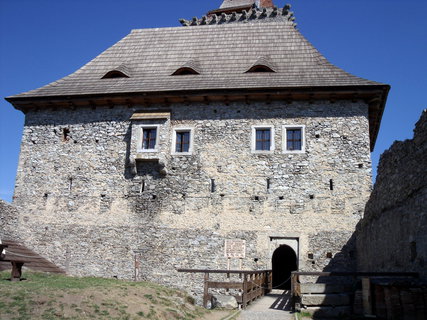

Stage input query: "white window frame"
[
  {"left": 171, "top": 127, "right": 194, "bottom": 155},
  {"left": 283, "top": 125, "right": 306, "bottom": 153},
  {"left": 137, "top": 125, "right": 160, "bottom": 152},
  {"left": 251, "top": 125, "right": 275, "bottom": 154}
]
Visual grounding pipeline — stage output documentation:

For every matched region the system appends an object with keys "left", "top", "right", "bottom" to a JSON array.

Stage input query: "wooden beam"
[
  {"left": 203, "top": 96, "right": 210, "bottom": 105},
  {"left": 207, "top": 281, "right": 243, "bottom": 290}
]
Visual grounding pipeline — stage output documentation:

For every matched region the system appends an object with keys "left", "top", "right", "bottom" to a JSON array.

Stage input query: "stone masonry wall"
[
  {"left": 12, "top": 99, "right": 371, "bottom": 297},
  {"left": 356, "top": 110, "right": 427, "bottom": 280},
  {"left": 0, "top": 200, "right": 21, "bottom": 241}
]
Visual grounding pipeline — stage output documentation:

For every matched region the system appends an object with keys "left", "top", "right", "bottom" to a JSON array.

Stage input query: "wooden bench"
[
  {"left": 0, "top": 244, "right": 30, "bottom": 281},
  {"left": 0, "top": 260, "right": 30, "bottom": 281}
]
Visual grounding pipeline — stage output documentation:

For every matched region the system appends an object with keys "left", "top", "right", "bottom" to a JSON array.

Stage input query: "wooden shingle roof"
[
  {"left": 6, "top": 10, "right": 389, "bottom": 150},
  {"left": 7, "top": 20, "right": 385, "bottom": 100}
]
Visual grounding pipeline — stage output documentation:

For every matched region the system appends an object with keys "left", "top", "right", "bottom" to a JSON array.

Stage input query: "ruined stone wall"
[
  {"left": 357, "top": 110, "right": 427, "bottom": 280},
  {"left": 0, "top": 200, "right": 21, "bottom": 241},
  {"left": 12, "top": 100, "right": 371, "bottom": 296}
]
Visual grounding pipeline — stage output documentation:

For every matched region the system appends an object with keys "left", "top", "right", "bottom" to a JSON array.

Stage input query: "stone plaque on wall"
[{"left": 224, "top": 239, "right": 246, "bottom": 258}]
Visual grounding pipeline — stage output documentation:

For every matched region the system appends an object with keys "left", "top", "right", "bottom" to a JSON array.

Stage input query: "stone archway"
[{"left": 272, "top": 244, "right": 298, "bottom": 289}]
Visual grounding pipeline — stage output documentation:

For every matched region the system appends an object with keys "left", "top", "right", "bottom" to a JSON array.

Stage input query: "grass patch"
[
  {"left": 296, "top": 311, "right": 313, "bottom": 320},
  {"left": 0, "top": 271, "right": 226, "bottom": 319}
]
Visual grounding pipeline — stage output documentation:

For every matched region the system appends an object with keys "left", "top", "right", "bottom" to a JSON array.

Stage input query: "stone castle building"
[{"left": 4, "top": 0, "right": 389, "bottom": 294}]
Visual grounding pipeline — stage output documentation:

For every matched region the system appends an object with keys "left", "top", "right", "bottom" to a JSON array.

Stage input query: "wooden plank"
[
  {"left": 390, "top": 287, "right": 402, "bottom": 319},
  {"left": 293, "top": 271, "right": 418, "bottom": 278},
  {"left": 177, "top": 268, "right": 272, "bottom": 274},
  {"left": 384, "top": 287, "right": 393, "bottom": 320},
  {"left": 242, "top": 274, "right": 248, "bottom": 309},
  {"left": 362, "top": 277, "right": 373, "bottom": 316},
  {"left": 203, "top": 273, "right": 209, "bottom": 308},
  {"left": 410, "top": 288, "right": 426, "bottom": 320},
  {"left": 400, "top": 289, "right": 416, "bottom": 320},
  {"left": 207, "top": 281, "right": 243, "bottom": 290},
  {"left": 375, "top": 285, "right": 387, "bottom": 318}
]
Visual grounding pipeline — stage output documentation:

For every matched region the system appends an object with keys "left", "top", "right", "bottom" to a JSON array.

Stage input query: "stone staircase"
[
  {"left": 0, "top": 240, "right": 65, "bottom": 274},
  {"left": 299, "top": 283, "right": 354, "bottom": 318}
]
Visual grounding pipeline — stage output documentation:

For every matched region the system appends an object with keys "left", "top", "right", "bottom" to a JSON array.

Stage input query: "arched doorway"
[{"left": 272, "top": 244, "right": 298, "bottom": 289}]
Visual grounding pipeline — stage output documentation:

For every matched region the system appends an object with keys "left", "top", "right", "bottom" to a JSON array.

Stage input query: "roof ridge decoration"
[{"left": 179, "top": 4, "right": 296, "bottom": 28}]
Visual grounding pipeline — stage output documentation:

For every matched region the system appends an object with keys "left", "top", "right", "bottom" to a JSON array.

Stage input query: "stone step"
[
  {"left": 304, "top": 306, "right": 352, "bottom": 318},
  {"left": 300, "top": 283, "right": 353, "bottom": 294},
  {"left": 301, "top": 293, "right": 351, "bottom": 306}
]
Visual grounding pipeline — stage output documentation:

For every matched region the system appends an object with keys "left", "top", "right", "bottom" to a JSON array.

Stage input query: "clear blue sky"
[{"left": 0, "top": 0, "right": 426, "bottom": 203}]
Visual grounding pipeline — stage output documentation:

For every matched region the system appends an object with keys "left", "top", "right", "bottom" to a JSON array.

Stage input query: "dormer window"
[
  {"left": 172, "top": 67, "right": 199, "bottom": 76},
  {"left": 102, "top": 64, "right": 131, "bottom": 79},
  {"left": 246, "top": 56, "right": 276, "bottom": 73},
  {"left": 172, "top": 59, "right": 201, "bottom": 76},
  {"left": 102, "top": 70, "right": 129, "bottom": 79},
  {"left": 246, "top": 65, "right": 275, "bottom": 73}
]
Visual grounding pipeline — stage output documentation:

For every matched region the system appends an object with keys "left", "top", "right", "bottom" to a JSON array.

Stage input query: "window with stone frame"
[
  {"left": 172, "top": 128, "right": 194, "bottom": 155},
  {"left": 139, "top": 125, "right": 160, "bottom": 152},
  {"left": 251, "top": 125, "right": 275, "bottom": 153},
  {"left": 283, "top": 125, "right": 305, "bottom": 153},
  {"left": 175, "top": 131, "right": 190, "bottom": 153}
]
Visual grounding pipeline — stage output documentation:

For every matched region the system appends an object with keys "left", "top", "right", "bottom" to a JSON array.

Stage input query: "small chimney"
[
  {"left": 259, "top": 0, "right": 274, "bottom": 8},
  {"left": 219, "top": 0, "right": 274, "bottom": 10}
]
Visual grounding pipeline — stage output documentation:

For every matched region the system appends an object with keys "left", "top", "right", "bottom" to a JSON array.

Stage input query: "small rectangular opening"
[
  {"left": 329, "top": 179, "right": 334, "bottom": 191},
  {"left": 210, "top": 179, "right": 216, "bottom": 193},
  {"left": 62, "top": 128, "right": 70, "bottom": 142}
]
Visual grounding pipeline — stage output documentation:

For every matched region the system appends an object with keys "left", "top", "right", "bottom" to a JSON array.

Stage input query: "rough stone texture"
[
  {"left": 212, "top": 295, "right": 238, "bottom": 309},
  {"left": 301, "top": 293, "right": 350, "bottom": 306},
  {"left": 299, "top": 283, "right": 353, "bottom": 294},
  {"left": 356, "top": 110, "right": 427, "bottom": 280},
  {"left": 10, "top": 100, "right": 371, "bottom": 299},
  {"left": 0, "top": 200, "right": 21, "bottom": 241}
]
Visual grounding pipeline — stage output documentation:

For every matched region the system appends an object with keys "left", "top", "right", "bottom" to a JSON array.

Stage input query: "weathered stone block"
[
  {"left": 212, "top": 295, "right": 238, "bottom": 309},
  {"left": 300, "top": 283, "right": 353, "bottom": 294},
  {"left": 301, "top": 293, "right": 350, "bottom": 306}
]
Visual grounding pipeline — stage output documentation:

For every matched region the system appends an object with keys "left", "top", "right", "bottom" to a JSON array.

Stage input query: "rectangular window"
[
  {"left": 142, "top": 128, "right": 157, "bottom": 150},
  {"left": 287, "top": 129, "right": 302, "bottom": 151},
  {"left": 172, "top": 127, "right": 194, "bottom": 155},
  {"left": 256, "top": 129, "right": 271, "bottom": 151},
  {"left": 175, "top": 131, "right": 190, "bottom": 153},
  {"left": 252, "top": 125, "right": 274, "bottom": 153},
  {"left": 283, "top": 125, "right": 305, "bottom": 153},
  {"left": 137, "top": 125, "right": 160, "bottom": 152}
]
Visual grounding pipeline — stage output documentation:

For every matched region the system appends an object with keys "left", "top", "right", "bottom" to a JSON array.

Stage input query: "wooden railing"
[
  {"left": 178, "top": 269, "right": 272, "bottom": 309},
  {"left": 291, "top": 271, "right": 419, "bottom": 312}
]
